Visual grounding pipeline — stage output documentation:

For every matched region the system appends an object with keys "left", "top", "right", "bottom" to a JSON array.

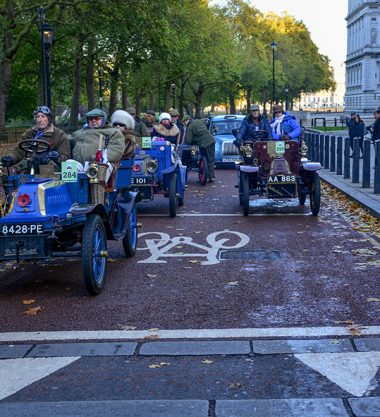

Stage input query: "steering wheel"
[{"left": 19, "top": 139, "right": 50, "bottom": 155}]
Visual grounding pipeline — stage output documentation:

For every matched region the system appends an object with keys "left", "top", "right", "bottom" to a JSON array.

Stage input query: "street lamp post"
[
  {"left": 39, "top": 7, "right": 53, "bottom": 108},
  {"left": 171, "top": 82, "right": 176, "bottom": 109},
  {"left": 285, "top": 88, "right": 289, "bottom": 111},
  {"left": 271, "top": 41, "right": 277, "bottom": 109},
  {"left": 98, "top": 69, "right": 103, "bottom": 110}
]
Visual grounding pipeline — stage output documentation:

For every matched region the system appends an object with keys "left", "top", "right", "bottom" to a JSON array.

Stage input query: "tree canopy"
[{"left": 0, "top": 0, "right": 336, "bottom": 130}]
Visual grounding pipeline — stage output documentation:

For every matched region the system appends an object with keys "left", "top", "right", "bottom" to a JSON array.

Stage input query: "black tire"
[
  {"left": 168, "top": 173, "right": 177, "bottom": 218},
  {"left": 82, "top": 214, "right": 107, "bottom": 296},
  {"left": 310, "top": 172, "right": 321, "bottom": 216},
  {"left": 198, "top": 156, "right": 208, "bottom": 186},
  {"left": 241, "top": 172, "right": 250, "bottom": 216},
  {"left": 122, "top": 204, "right": 138, "bottom": 257}
]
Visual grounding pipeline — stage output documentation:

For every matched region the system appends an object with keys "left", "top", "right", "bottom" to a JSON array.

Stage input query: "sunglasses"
[
  {"left": 34, "top": 106, "right": 51, "bottom": 115},
  {"left": 274, "top": 111, "right": 282, "bottom": 114},
  {"left": 113, "top": 123, "right": 126, "bottom": 128},
  {"left": 88, "top": 116, "right": 102, "bottom": 121}
]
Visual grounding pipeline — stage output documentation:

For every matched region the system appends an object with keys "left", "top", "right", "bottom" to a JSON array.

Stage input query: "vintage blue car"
[
  {"left": 0, "top": 138, "right": 138, "bottom": 295},
  {"left": 131, "top": 138, "right": 186, "bottom": 217},
  {"left": 208, "top": 114, "right": 245, "bottom": 166}
]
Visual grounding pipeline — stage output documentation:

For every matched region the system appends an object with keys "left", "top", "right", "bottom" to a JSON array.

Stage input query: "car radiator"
[{"left": 222, "top": 142, "right": 239, "bottom": 155}]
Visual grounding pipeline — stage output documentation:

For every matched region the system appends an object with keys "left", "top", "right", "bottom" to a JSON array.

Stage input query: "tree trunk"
[
  {"left": 194, "top": 83, "right": 204, "bottom": 119},
  {"left": 135, "top": 88, "right": 142, "bottom": 116},
  {"left": 121, "top": 83, "right": 129, "bottom": 109},
  {"left": 109, "top": 63, "right": 120, "bottom": 117},
  {"left": 149, "top": 91, "right": 154, "bottom": 110},
  {"left": 246, "top": 89, "right": 251, "bottom": 112},
  {"left": 69, "top": 35, "right": 84, "bottom": 128},
  {"left": 85, "top": 40, "right": 96, "bottom": 110},
  {"left": 0, "top": 59, "right": 11, "bottom": 132},
  {"left": 163, "top": 81, "right": 171, "bottom": 112},
  {"left": 229, "top": 96, "right": 236, "bottom": 114}
]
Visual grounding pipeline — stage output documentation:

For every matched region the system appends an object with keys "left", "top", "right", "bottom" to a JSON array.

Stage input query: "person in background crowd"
[
  {"left": 346, "top": 112, "right": 357, "bottom": 132},
  {"left": 1, "top": 105, "right": 70, "bottom": 167},
  {"left": 270, "top": 104, "right": 302, "bottom": 143},
  {"left": 348, "top": 114, "right": 365, "bottom": 158},
  {"left": 170, "top": 109, "right": 185, "bottom": 144},
  {"left": 71, "top": 109, "right": 125, "bottom": 180},
  {"left": 367, "top": 108, "right": 380, "bottom": 146},
  {"left": 151, "top": 112, "right": 180, "bottom": 148},
  {"left": 182, "top": 115, "right": 216, "bottom": 183},
  {"left": 140, "top": 110, "right": 156, "bottom": 134},
  {"left": 110, "top": 110, "right": 138, "bottom": 159},
  {"left": 234, "top": 104, "right": 272, "bottom": 147},
  {"left": 126, "top": 107, "right": 148, "bottom": 137}
]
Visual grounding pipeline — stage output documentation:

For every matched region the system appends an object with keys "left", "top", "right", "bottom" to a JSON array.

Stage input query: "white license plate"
[
  {"left": 131, "top": 177, "right": 148, "bottom": 185},
  {"left": 267, "top": 175, "right": 296, "bottom": 183},
  {"left": 0, "top": 224, "right": 43, "bottom": 236},
  {"left": 222, "top": 158, "right": 238, "bottom": 162}
]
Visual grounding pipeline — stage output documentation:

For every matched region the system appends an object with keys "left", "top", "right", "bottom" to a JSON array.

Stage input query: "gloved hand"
[
  {"left": 233, "top": 139, "right": 241, "bottom": 148},
  {"left": 34, "top": 151, "right": 59, "bottom": 164},
  {"left": 280, "top": 134, "right": 291, "bottom": 141},
  {"left": 1, "top": 156, "right": 15, "bottom": 167}
]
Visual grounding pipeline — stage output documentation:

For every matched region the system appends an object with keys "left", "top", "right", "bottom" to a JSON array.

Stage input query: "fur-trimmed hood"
[{"left": 153, "top": 123, "right": 180, "bottom": 137}]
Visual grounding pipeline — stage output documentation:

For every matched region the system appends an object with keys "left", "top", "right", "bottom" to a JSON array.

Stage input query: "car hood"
[{"left": 214, "top": 134, "right": 234, "bottom": 142}]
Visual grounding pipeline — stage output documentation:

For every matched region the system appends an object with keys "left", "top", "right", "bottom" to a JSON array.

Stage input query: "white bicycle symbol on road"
[{"left": 137, "top": 229, "right": 249, "bottom": 265}]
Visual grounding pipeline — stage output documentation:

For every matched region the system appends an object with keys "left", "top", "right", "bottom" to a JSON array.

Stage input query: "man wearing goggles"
[{"left": 1, "top": 105, "right": 70, "bottom": 168}]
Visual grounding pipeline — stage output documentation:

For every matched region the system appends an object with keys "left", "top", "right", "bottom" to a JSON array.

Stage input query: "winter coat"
[
  {"left": 151, "top": 123, "right": 180, "bottom": 145},
  {"left": 237, "top": 114, "right": 272, "bottom": 141},
  {"left": 72, "top": 126, "right": 125, "bottom": 164},
  {"left": 7, "top": 125, "right": 71, "bottom": 164},
  {"left": 122, "top": 128, "right": 138, "bottom": 159},
  {"left": 175, "top": 120, "right": 186, "bottom": 144},
  {"left": 134, "top": 117, "right": 148, "bottom": 137},
  {"left": 348, "top": 120, "right": 365, "bottom": 139},
  {"left": 141, "top": 117, "right": 155, "bottom": 134},
  {"left": 270, "top": 112, "right": 302, "bottom": 142},
  {"left": 184, "top": 119, "right": 215, "bottom": 148},
  {"left": 372, "top": 118, "right": 380, "bottom": 143}
]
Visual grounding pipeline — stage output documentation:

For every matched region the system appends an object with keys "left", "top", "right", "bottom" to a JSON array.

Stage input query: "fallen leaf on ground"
[
  {"left": 24, "top": 306, "right": 43, "bottom": 316},
  {"left": 367, "top": 298, "right": 380, "bottom": 302},
  {"left": 144, "top": 334, "right": 160, "bottom": 340},
  {"left": 122, "top": 325, "right": 137, "bottom": 331},
  {"left": 145, "top": 273, "right": 157, "bottom": 278},
  {"left": 351, "top": 248, "right": 377, "bottom": 256},
  {"left": 148, "top": 364, "right": 161, "bottom": 369},
  {"left": 334, "top": 320, "right": 354, "bottom": 325},
  {"left": 201, "top": 359, "right": 214, "bottom": 364},
  {"left": 22, "top": 299, "right": 35, "bottom": 305},
  {"left": 159, "top": 362, "right": 170, "bottom": 366},
  {"left": 189, "top": 259, "right": 200, "bottom": 264},
  {"left": 148, "top": 328, "right": 160, "bottom": 332},
  {"left": 229, "top": 382, "right": 242, "bottom": 389},
  {"left": 226, "top": 281, "right": 239, "bottom": 286}
]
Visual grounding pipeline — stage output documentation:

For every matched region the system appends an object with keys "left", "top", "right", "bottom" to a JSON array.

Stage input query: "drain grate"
[{"left": 219, "top": 250, "right": 281, "bottom": 260}]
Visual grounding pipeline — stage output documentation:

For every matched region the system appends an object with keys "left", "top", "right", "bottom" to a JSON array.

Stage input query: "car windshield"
[{"left": 211, "top": 120, "right": 242, "bottom": 135}]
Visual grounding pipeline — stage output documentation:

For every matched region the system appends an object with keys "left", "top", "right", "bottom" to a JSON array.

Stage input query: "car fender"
[
  {"left": 239, "top": 165, "right": 259, "bottom": 173},
  {"left": 302, "top": 162, "right": 321, "bottom": 171}
]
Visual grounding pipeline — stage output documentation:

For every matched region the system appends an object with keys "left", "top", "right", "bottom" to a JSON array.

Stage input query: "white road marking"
[
  {"left": 1, "top": 326, "right": 380, "bottom": 343},
  {"left": 295, "top": 352, "right": 380, "bottom": 396},
  {"left": 0, "top": 357, "right": 80, "bottom": 400},
  {"left": 140, "top": 213, "right": 309, "bottom": 217},
  {"left": 137, "top": 230, "right": 249, "bottom": 265}
]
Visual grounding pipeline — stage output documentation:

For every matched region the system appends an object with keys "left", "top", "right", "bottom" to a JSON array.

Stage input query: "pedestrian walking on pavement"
[
  {"left": 348, "top": 114, "right": 365, "bottom": 158},
  {"left": 368, "top": 108, "right": 380, "bottom": 146}
]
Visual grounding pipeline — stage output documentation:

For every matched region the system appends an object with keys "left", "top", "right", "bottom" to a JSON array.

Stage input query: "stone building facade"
[{"left": 345, "top": 0, "right": 380, "bottom": 113}]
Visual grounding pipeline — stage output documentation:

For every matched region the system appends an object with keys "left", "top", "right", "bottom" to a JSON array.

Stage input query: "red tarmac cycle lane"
[{"left": 0, "top": 169, "right": 379, "bottom": 333}]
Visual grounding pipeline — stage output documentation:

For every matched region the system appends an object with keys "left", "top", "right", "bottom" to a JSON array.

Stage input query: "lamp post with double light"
[
  {"left": 39, "top": 7, "right": 53, "bottom": 108},
  {"left": 271, "top": 41, "right": 277, "bottom": 109}
]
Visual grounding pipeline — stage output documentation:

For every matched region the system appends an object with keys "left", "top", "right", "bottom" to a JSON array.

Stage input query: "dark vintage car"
[
  {"left": 0, "top": 139, "right": 138, "bottom": 295},
  {"left": 236, "top": 131, "right": 322, "bottom": 216},
  {"left": 208, "top": 114, "right": 245, "bottom": 166}
]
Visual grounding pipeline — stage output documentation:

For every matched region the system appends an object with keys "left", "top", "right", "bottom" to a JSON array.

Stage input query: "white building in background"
[{"left": 345, "top": 0, "right": 380, "bottom": 113}]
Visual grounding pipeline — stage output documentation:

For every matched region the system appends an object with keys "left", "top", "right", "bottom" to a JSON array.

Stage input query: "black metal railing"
[{"left": 304, "top": 130, "right": 380, "bottom": 195}]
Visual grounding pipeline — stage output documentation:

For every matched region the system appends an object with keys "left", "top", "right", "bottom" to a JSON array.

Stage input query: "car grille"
[{"left": 222, "top": 141, "right": 239, "bottom": 155}]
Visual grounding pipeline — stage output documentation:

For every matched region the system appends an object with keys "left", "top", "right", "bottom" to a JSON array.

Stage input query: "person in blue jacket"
[
  {"left": 270, "top": 105, "right": 302, "bottom": 143},
  {"left": 234, "top": 104, "right": 272, "bottom": 147}
]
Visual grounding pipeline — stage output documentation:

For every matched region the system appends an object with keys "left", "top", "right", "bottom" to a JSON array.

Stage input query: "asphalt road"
[{"left": 0, "top": 168, "right": 379, "bottom": 332}]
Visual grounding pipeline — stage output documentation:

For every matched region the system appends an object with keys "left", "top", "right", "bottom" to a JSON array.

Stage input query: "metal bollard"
[
  {"left": 324, "top": 135, "right": 330, "bottom": 169},
  {"left": 344, "top": 137, "right": 350, "bottom": 179},
  {"left": 319, "top": 134, "right": 324, "bottom": 165},
  {"left": 362, "top": 138, "right": 371, "bottom": 188},
  {"left": 330, "top": 135, "right": 336, "bottom": 172},
  {"left": 375, "top": 140, "right": 380, "bottom": 194},
  {"left": 315, "top": 133, "right": 320, "bottom": 162},
  {"left": 336, "top": 136, "right": 343, "bottom": 175},
  {"left": 352, "top": 137, "right": 360, "bottom": 183}
]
